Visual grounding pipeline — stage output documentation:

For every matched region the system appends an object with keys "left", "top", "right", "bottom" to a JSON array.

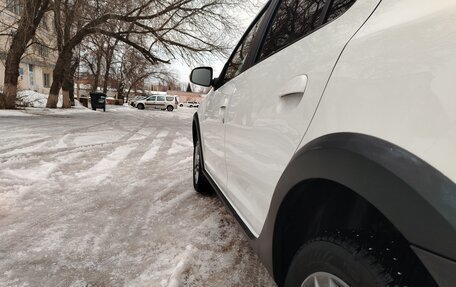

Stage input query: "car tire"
[
  {"left": 167, "top": 105, "right": 174, "bottom": 112},
  {"left": 137, "top": 103, "right": 145, "bottom": 110},
  {"left": 193, "top": 137, "right": 212, "bottom": 194},
  {"left": 179, "top": 104, "right": 183, "bottom": 107},
  {"left": 285, "top": 236, "right": 408, "bottom": 287}
]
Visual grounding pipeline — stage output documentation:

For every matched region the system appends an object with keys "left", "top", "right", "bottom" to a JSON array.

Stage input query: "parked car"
[
  {"left": 129, "top": 95, "right": 147, "bottom": 107},
  {"left": 179, "top": 101, "right": 199, "bottom": 108},
  {"left": 135, "top": 95, "right": 178, "bottom": 111},
  {"left": 186, "top": 101, "right": 200, "bottom": 108},
  {"left": 190, "top": 1, "right": 456, "bottom": 287}
]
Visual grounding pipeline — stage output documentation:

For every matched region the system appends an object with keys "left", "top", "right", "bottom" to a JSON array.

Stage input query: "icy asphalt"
[{"left": 0, "top": 105, "right": 276, "bottom": 287}]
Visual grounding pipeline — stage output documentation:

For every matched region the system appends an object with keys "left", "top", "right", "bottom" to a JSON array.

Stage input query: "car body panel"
[
  {"left": 222, "top": 0, "right": 382, "bottom": 236},
  {"left": 254, "top": 133, "right": 456, "bottom": 284},
  {"left": 199, "top": 86, "right": 230, "bottom": 190},
  {"left": 194, "top": 0, "right": 456, "bottom": 284},
  {"left": 144, "top": 96, "right": 156, "bottom": 108},
  {"left": 301, "top": 0, "right": 456, "bottom": 184}
]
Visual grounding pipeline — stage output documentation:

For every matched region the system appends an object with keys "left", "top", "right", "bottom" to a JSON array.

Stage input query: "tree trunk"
[
  {"left": 103, "top": 69, "right": 110, "bottom": 94},
  {"left": 62, "top": 61, "right": 71, "bottom": 108},
  {"left": 69, "top": 79, "right": 75, "bottom": 105},
  {"left": 1, "top": 83, "right": 18, "bottom": 109},
  {"left": 61, "top": 58, "right": 78, "bottom": 108},
  {"left": 92, "top": 55, "right": 102, "bottom": 92},
  {"left": 46, "top": 91, "right": 60, "bottom": 108},
  {"left": 47, "top": 53, "right": 67, "bottom": 108},
  {"left": 1, "top": 50, "right": 24, "bottom": 109},
  {"left": 62, "top": 89, "right": 71, "bottom": 108},
  {"left": 0, "top": 0, "right": 49, "bottom": 109}
]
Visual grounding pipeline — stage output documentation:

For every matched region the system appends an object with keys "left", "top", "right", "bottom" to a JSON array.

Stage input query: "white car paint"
[
  {"left": 223, "top": 0, "right": 382, "bottom": 236},
  {"left": 199, "top": 0, "right": 456, "bottom": 237},
  {"left": 200, "top": 0, "right": 382, "bottom": 236},
  {"left": 301, "top": 0, "right": 456, "bottom": 184}
]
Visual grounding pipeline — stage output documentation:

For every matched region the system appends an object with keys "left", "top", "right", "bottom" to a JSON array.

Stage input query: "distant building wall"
[{"left": 167, "top": 90, "right": 204, "bottom": 104}]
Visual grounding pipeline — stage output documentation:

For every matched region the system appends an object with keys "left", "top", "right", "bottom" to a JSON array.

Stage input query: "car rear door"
[
  {"left": 223, "top": 0, "right": 382, "bottom": 236},
  {"left": 155, "top": 95, "right": 166, "bottom": 109},
  {"left": 145, "top": 96, "right": 156, "bottom": 109}
]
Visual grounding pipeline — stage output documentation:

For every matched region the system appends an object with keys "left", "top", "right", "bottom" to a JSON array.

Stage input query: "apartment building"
[{"left": 0, "top": 0, "right": 57, "bottom": 94}]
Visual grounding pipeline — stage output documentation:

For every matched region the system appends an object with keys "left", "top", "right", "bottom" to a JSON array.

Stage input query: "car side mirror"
[{"left": 190, "top": 67, "right": 213, "bottom": 87}]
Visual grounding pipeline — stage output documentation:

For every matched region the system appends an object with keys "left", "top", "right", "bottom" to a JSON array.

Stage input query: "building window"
[
  {"left": 28, "top": 64, "right": 34, "bottom": 87},
  {"left": 37, "top": 45, "right": 49, "bottom": 58},
  {"left": 6, "top": 0, "right": 23, "bottom": 15},
  {"left": 43, "top": 73, "right": 50, "bottom": 88}
]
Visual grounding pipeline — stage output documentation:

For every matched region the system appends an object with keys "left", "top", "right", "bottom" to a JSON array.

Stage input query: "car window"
[
  {"left": 325, "top": 0, "right": 356, "bottom": 22},
  {"left": 222, "top": 12, "right": 266, "bottom": 84},
  {"left": 258, "top": 0, "right": 328, "bottom": 61},
  {"left": 147, "top": 96, "right": 156, "bottom": 101},
  {"left": 166, "top": 96, "right": 174, "bottom": 101},
  {"left": 156, "top": 96, "right": 165, "bottom": 101}
]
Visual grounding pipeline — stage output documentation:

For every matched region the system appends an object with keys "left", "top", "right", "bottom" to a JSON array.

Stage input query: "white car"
[
  {"left": 179, "top": 101, "right": 200, "bottom": 108},
  {"left": 190, "top": 1, "right": 456, "bottom": 287},
  {"left": 129, "top": 95, "right": 146, "bottom": 107},
  {"left": 135, "top": 95, "right": 178, "bottom": 111},
  {"left": 187, "top": 101, "right": 200, "bottom": 108}
]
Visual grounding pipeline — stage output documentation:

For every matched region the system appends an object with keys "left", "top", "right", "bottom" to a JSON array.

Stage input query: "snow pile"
[
  {"left": 166, "top": 245, "right": 197, "bottom": 287},
  {"left": 16, "top": 90, "right": 62, "bottom": 108}
]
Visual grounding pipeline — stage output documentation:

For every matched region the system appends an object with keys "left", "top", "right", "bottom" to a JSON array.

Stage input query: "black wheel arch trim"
[
  {"left": 192, "top": 115, "right": 456, "bottom": 285},
  {"left": 254, "top": 132, "right": 456, "bottom": 283}
]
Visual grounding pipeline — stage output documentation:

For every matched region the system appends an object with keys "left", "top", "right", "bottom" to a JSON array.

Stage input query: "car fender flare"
[{"left": 254, "top": 133, "right": 456, "bottom": 278}]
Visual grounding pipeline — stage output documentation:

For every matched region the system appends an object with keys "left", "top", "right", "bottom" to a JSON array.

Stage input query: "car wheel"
[
  {"left": 193, "top": 137, "right": 212, "bottom": 194},
  {"left": 285, "top": 236, "right": 405, "bottom": 287},
  {"left": 167, "top": 105, "right": 174, "bottom": 112},
  {"left": 137, "top": 103, "right": 145, "bottom": 110},
  {"left": 179, "top": 104, "right": 183, "bottom": 107}
]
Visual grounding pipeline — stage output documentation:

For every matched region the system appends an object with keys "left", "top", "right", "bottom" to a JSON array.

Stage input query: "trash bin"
[{"left": 90, "top": 92, "right": 107, "bottom": 112}]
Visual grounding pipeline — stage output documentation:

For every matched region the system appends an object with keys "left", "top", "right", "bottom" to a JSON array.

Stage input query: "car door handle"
[
  {"left": 219, "top": 105, "right": 227, "bottom": 123},
  {"left": 278, "top": 75, "right": 308, "bottom": 98}
]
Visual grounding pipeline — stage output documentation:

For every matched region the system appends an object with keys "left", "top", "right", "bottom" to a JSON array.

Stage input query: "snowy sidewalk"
[{"left": 0, "top": 106, "right": 275, "bottom": 287}]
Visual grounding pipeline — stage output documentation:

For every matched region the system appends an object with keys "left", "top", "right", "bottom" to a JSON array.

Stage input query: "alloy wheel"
[{"left": 301, "top": 272, "right": 350, "bottom": 287}]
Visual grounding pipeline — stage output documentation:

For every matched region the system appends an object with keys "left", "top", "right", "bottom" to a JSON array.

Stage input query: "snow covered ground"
[{"left": 0, "top": 106, "right": 276, "bottom": 287}]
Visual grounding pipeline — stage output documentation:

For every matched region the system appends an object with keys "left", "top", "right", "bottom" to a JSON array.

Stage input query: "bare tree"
[
  {"left": 80, "top": 35, "right": 121, "bottom": 94},
  {"left": 113, "top": 45, "right": 174, "bottom": 102},
  {"left": 46, "top": 0, "right": 247, "bottom": 108},
  {"left": 80, "top": 35, "right": 106, "bottom": 92},
  {"left": 0, "top": 0, "right": 49, "bottom": 109},
  {"left": 102, "top": 37, "right": 119, "bottom": 94}
]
